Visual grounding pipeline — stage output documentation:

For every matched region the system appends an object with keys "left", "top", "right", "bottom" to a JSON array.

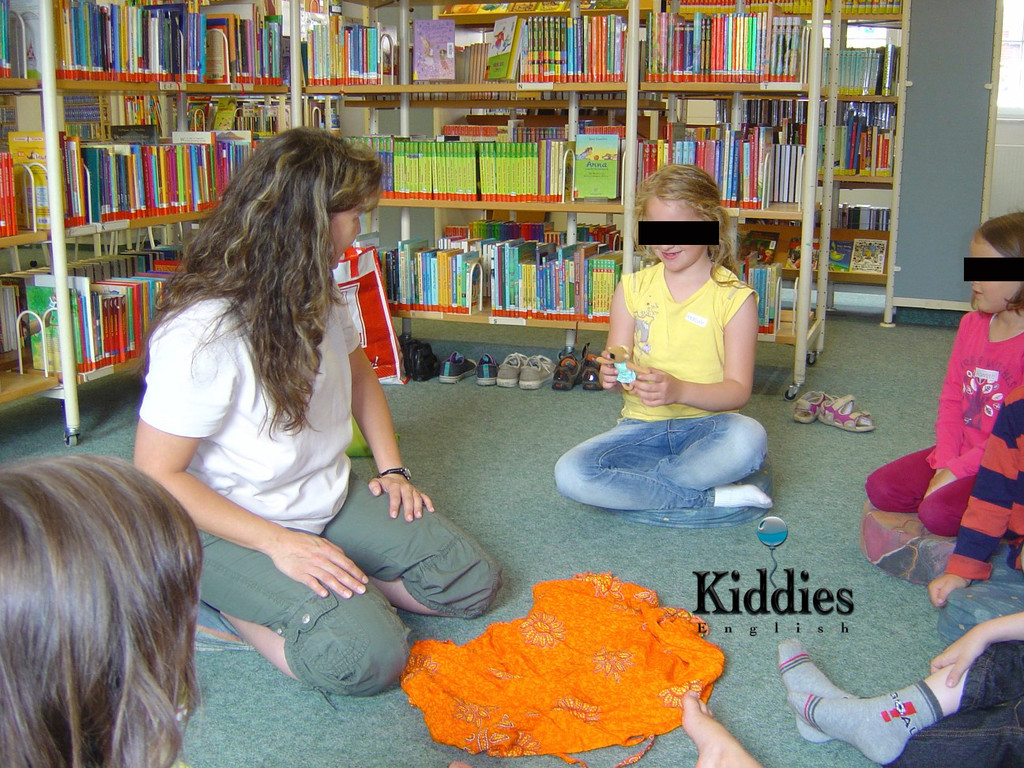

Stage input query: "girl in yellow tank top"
[{"left": 554, "top": 165, "right": 772, "bottom": 527}]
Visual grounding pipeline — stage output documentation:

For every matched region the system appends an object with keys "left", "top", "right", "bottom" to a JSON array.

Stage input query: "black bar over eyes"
[
  {"left": 963, "top": 258, "right": 1024, "bottom": 281},
  {"left": 637, "top": 220, "right": 719, "bottom": 246}
]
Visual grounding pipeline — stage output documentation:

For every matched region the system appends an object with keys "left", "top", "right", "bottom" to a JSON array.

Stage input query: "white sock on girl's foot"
[
  {"left": 713, "top": 483, "right": 772, "bottom": 509},
  {"left": 777, "top": 639, "right": 852, "bottom": 742},
  {"left": 787, "top": 682, "right": 942, "bottom": 764}
]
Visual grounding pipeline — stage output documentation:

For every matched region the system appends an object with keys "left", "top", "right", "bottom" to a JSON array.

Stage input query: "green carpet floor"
[{"left": 0, "top": 311, "right": 961, "bottom": 768}]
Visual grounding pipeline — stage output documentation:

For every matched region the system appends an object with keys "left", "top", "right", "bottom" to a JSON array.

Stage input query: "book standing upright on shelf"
[
  {"left": 850, "top": 237, "right": 887, "bottom": 274},
  {"left": 827, "top": 239, "right": 854, "bottom": 273},
  {"left": 9, "top": 131, "right": 48, "bottom": 230},
  {"left": 413, "top": 19, "right": 456, "bottom": 82},
  {"left": 485, "top": 16, "right": 523, "bottom": 81},
  {"left": 572, "top": 134, "right": 619, "bottom": 200}
]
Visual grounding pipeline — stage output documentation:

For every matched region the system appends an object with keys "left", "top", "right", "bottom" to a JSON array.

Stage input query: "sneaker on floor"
[
  {"left": 497, "top": 352, "right": 530, "bottom": 388},
  {"left": 518, "top": 354, "right": 555, "bottom": 390},
  {"left": 477, "top": 354, "right": 499, "bottom": 386},
  {"left": 439, "top": 352, "right": 477, "bottom": 383}
]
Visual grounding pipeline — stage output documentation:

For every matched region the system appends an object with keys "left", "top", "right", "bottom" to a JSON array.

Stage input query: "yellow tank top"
[{"left": 620, "top": 263, "right": 754, "bottom": 421}]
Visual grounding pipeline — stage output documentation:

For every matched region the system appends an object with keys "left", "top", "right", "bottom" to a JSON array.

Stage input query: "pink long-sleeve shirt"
[{"left": 929, "top": 311, "right": 1024, "bottom": 479}]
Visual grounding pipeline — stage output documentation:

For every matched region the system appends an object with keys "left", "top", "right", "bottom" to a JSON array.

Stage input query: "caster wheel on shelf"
[
  {"left": 65, "top": 432, "right": 80, "bottom": 447},
  {"left": 784, "top": 385, "right": 800, "bottom": 401},
  {"left": 806, "top": 351, "right": 818, "bottom": 365}
]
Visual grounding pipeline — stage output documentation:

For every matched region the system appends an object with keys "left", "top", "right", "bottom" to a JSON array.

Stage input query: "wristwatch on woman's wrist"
[{"left": 376, "top": 466, "right": 411, "bottom": 481}]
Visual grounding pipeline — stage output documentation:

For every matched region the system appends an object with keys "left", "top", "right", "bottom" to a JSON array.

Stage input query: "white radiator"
[{"left": 990, "top": 142, "right": 1024, "bottom": 217}]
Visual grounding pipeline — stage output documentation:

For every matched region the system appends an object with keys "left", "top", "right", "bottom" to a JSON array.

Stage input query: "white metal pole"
[
  {"left": 794, "top": 0, "right": 825, "bottom": 390},
  {"left": 621, "top": 0, "right": 640, "bottom": 273},
  {"left": 39, "top": 0, "right": 80, "bottom": 444}
]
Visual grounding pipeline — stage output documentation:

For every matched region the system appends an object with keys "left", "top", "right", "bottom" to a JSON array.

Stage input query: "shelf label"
[
  {"left": 229, "top": 82, "right": 243, "bottom": 92},
  {"left": 517, "top": 82, "right": 553, "bottom": 92},
  {"left": 158, "top": 81, "right": 182, "bottom": 91},
  {"left": 489, "top": 316, "right": 527, "bottom": 326}
]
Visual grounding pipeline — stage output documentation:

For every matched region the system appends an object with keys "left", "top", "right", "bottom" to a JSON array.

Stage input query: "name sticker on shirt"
[
  {"left": 974, "top": 367, "right": 999, "bottom": 383},
  {"left": 685, "top": 311, "right": 708, "bottom": 328}
]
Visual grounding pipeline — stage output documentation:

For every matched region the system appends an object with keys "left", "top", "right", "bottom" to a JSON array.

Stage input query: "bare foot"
[
  {"left": 448, "top": 762, "right": 472, "bottom": 768},
  {"left": 681, "top": 693, "right": 763, "bottom": 768}
]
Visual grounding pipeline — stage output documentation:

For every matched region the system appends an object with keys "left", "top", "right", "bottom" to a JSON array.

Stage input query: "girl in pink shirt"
[{"left": 865, "top": 212, "right": 1024, "bottom": 536}]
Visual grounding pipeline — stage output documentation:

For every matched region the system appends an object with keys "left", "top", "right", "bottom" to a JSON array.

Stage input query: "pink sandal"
[
  {"left": 792, "top": 391, "right": 830, "bottom": 423},
  {"left": 816, "top": 394, "right": 874, "bottom": 432}
]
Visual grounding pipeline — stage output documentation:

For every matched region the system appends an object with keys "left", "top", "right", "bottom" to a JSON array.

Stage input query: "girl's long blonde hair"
[{"left": 634, "top": 164, "right": 739, "bottom": 284}]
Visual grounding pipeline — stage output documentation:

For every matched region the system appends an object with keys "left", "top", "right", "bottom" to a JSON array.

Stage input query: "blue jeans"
[
  {"left": 553, "top": 414, "right": 768, "bottom": 528},
  {"left": 892, "top": 641, "right": 1024, "bottom": 767}
]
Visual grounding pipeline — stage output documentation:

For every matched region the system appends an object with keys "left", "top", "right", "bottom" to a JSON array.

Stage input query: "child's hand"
[
  {"left": 630, "top": 366, "right": 680, "bottom": 407},
  {"left": 931, "top": 624, "right": 991, "bottom": 687},
  {"left": 924, "top": 468, "right": 957, "bottom": 498},
  {"left": 597, "top": 349, "right": 623, "bottom": 391},
  {"left": 929, "top": 573, "right": 970, "bottom": 607}
]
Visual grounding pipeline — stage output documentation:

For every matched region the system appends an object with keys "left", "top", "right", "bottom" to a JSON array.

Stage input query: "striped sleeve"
[{"left": 946, "top": 388, "right": 1024, "bottom": 581}]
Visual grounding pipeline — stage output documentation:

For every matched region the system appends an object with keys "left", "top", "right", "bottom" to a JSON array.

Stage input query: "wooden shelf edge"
[
  {"left": 379, "top": 198, "right": 622, "bottom": 213},
  {"left": 0, "top": 369, "right": 60, "bottom": 404},
  {"left": 392, "top": 307, "right": 609, "bottom": 332}
]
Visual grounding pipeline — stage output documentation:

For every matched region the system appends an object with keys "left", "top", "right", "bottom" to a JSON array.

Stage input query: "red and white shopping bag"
[{"left": 333, "top": 245, "right": 407, "bottom": 384}]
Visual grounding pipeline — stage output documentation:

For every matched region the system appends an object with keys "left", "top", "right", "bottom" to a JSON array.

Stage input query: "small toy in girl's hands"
[{"left": 597, "top": 345, "right": 647, "bottom": 390}]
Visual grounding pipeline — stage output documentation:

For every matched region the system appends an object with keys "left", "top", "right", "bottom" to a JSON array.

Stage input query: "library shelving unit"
[
  {"left": 326, "top": 0, "right": 652, "bottom": 352},
  {"left": 735, "top": 1, "right": 908, "bottom": 334},
  {"left": 820, "top": 0, "right": 908, "bottom": 326},
  {"left": 0, "top": 1, "right": 301, "bottom": 442},
  {"left": 383, "top": 0, "right": 833, "bottom": 398}
]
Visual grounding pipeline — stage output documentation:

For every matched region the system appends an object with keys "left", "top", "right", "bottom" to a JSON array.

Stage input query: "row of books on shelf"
[
  {"left": 307, "top": 18, "right": 394, "bottom": 85},
  {"left": 741, "top": 262, "right": 782, "bottom": 337},
  {"left": 441, "top": 2, "right": 900, "bottom": 13},
  {"left": 380, "top": 231, "right": 623, "bottom": 321},
  {"left": 837, "top": 202, "right": 890, "bottom": 230},
  {"left": 351, "top": 136, "right": 581, "bottom": 203},
  {"left": 645, "top": 12, "right": 809, "bottom": 84},
  {"left": 0, "top": 151, "right": 18, "bottom": 237},
  {"left": 5, "top": 130, "right": 255, "bottom": 233},
  {"left": 48, "top": 0, "right": 283, "bottom": 85},
  {"left": 822, "top": 45, "right": 900, "bottom": 97},
  {"left": 828, "top": 117, "right": 894, "bottom": 176},
  {"left": 637, "top": 131, "right": 806, "bottom": 209},
  {"left": 5, "top": 247, "right": 182, "bottom": 374},
  {"left": 739, "top": 228, "right": 888, "bottom": 274},
  {"left": 442, "top": 2, "right": 626, "bottom": 14}
]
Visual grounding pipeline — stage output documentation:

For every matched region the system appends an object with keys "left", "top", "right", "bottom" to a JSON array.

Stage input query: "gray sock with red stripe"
[
  {"left": 777, "top": 639, "right": 851, "bottom": 742},
  {"left": 787, "top": 682, "right": 942, "bottom": 764}
]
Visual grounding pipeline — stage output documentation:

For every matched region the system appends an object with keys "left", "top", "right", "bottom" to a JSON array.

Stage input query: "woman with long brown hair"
[{"left": 134, "top": 127, "right": 500, "bottom": 697}]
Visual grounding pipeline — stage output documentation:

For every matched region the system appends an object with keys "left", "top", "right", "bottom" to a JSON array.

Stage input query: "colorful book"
[
  {"left": 485, "top": 16, "right": 523, "bottom": 81},
  {"left": 572, "top": 134, "right": 619, "bottom": 200},
  {"left": 739, "top": 229, "right": 779, "bottom": 267},
  {"left": 413, "top": 19, "right": 456, "bottom": 82},
  {"left": 9, "top": 131, "right": 49, "bottom": 229},
  {"left": 850, "top": 237, "right": 887, "bottom": 274},
  {"left": 827, "top": 239, "right": 854, "bottom": 272}
]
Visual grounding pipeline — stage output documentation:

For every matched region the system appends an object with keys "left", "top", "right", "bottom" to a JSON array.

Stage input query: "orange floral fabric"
[{"left": 401, "top": 573, "right": 725, "bottom": 761}]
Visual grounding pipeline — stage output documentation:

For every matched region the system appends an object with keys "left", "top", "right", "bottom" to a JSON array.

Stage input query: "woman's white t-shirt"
[{"left": 140, "top": 296, "right": 359, "bottom": 534}]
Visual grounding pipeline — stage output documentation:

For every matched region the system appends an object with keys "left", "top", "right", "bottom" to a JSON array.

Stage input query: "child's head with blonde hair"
[{"left": 634, "top": 165, "right": 738, "bottom": 280}]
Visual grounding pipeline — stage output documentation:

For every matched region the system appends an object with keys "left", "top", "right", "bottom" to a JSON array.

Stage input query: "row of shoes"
[
  {"left": 439, "top": 347, "right": 605, "bottom": 392},
  {"left": 439, "top": 351, "right": 557, "bottom": 389}
]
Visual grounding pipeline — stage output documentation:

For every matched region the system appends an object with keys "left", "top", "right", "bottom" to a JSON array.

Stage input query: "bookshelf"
[
  {"left": 0, "top": 0, "right": 906, "bottom": 437},
  {"left": 0, "top": 0, "right": 302, "bottom": 443}
]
